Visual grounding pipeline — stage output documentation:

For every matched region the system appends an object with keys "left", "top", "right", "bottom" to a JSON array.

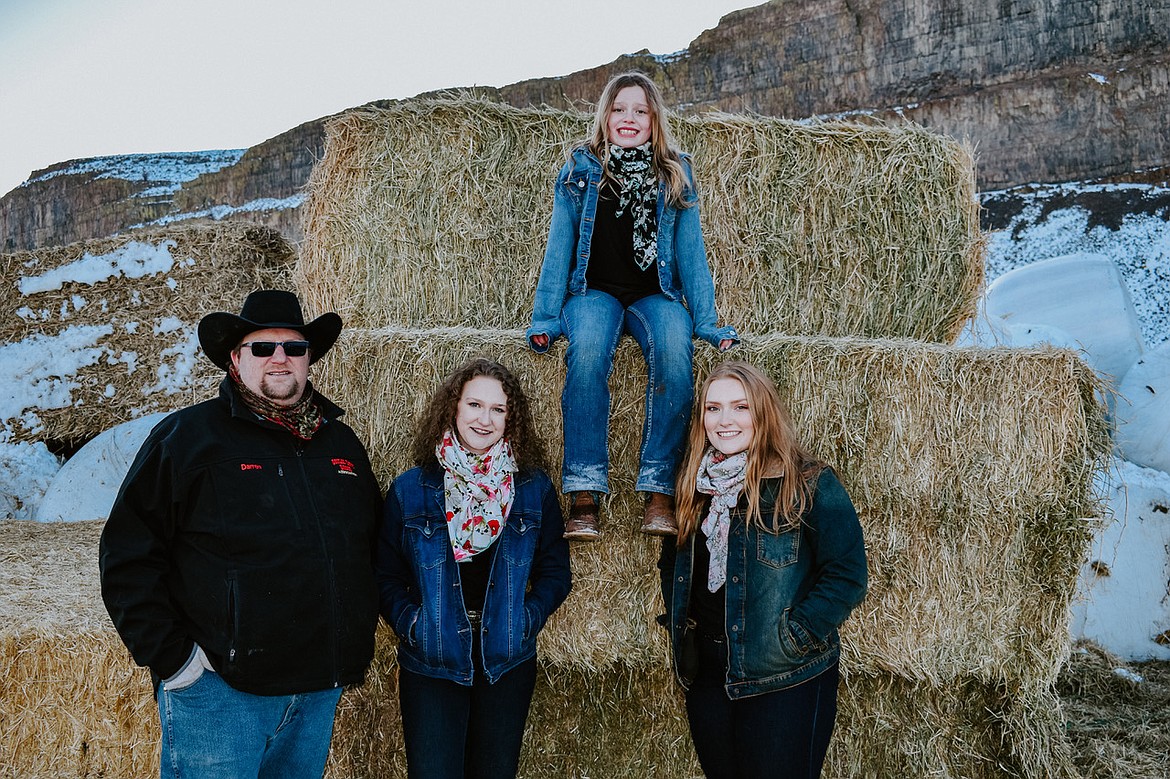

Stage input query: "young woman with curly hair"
[{"left": 376, "top": 358, "right": 571, "bottom": 779}]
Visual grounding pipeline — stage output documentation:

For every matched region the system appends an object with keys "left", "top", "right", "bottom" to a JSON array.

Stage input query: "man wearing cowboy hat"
[{"left": 100, "top": 290, "right": 380, "bottom": 778}]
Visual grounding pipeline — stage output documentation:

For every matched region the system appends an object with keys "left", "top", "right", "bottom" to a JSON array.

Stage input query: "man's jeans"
[
  {"left": 156, "top": 669, "right": 343, "bottom": 779},
  {"left": 560, "top": 290, "right": 694, "bottom": 495}
]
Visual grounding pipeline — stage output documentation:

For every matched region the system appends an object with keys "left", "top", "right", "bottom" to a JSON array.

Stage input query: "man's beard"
[{"left": 261, "top": 375, "right": 303, "bottom": 403}]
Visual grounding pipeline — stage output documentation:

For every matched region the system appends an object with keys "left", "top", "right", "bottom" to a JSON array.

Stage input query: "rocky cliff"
[{"left": 2, "top": 0, "right": 1166, "bottom": 251}]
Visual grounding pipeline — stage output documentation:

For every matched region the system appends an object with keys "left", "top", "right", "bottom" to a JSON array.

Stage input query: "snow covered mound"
[
  {"left": 982, "top": 253, "right": 1145, "bottom": 383},
  {"left": 1115, "top": 342, "right": 1170, "bottom": 474},
  {"left": 1072, "top": 459, "right": 1170, "bottom": 661},
  {"left": 0, "top": 441, "right": 61, "bottom": 519},
  {"left": 34, "top": 413, "right": 167, "bottom": 523},
  {"left": 982, "top": 182, "right": 1170, "bottom": 349}
]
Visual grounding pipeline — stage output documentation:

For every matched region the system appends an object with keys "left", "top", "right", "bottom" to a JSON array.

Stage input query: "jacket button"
[
  {"left": 731, "top": 576, "right": 739, "bottom": 583},
  {"left": 577, "top": 179, "right": 585, "bottom": 188},
  {"left": 731, "top": 625, "right": 738, "bottom": 632}
]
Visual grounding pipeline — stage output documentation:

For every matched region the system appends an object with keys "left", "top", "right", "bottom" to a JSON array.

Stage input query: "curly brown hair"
[{"left": 410, "top": 358, "right": 548, "bottom": 472}]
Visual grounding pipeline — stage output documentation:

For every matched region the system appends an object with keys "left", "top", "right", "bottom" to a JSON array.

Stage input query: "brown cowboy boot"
[
  {"left": 640, "top": 492, "right": 678, "bottom": 536},
  {"left": 563, "top": 491, "right": 602, "bottom": 541}
]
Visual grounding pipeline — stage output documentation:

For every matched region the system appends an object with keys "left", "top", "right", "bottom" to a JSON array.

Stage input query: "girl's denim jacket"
[
  {"left": 376, "top": 464, "right": 572, "bottom": 684},
  {"left": 660, "top": 469, "right": 868, "bottom": 699},
  {"left": 527, "top": 147, "right": 738, "bottom": 351}
]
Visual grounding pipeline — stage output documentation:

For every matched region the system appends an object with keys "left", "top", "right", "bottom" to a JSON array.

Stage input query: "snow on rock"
[
  {"left": 34, "top": 412, "right": 167, "bottom": 523},
  {"left": 1071, "top": 459, "right": 1170, "bottom": 661},
  {"left": 982, "top": 253, "right": 1145, "bottom": 383},
  {"left": 24, "top": 150, "right": 245, "bottom": 189},
  {"left": 1115, "top": 341, "right": 1170, "bottom": 473},
  {"left": 0, "top": 441, "right": 62, "bottom": 519}
]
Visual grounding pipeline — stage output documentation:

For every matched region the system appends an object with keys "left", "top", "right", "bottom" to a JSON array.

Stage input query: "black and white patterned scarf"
[{"left": 607, "top": 142, "right": 659, "bottom": 271}]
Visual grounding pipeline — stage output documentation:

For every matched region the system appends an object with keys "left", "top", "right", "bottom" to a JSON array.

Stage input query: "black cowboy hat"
[{"left": 197, "top": 290, "right": 342, "bottom": 370}]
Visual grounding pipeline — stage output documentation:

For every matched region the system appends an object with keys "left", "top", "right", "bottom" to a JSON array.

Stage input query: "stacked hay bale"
[
  {"left": 296, "top": 99, "right": 984, "bottom": 341},
  {"left": 297, "top": 100, "right": 1102, "bottom": 777},
  {"left": 0, "top": 222, "right": 293, "bottom": 445}
]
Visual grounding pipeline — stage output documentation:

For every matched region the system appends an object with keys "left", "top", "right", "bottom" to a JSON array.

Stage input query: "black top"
[
  {"left": 458, "top": 544, "right": 497, "bottom": 613},
  {"left": 689, "top": 529, "right": 727, "bottom": 638},
  {"left": 586, "top": 181, "right": 660, "bottom": 307}
]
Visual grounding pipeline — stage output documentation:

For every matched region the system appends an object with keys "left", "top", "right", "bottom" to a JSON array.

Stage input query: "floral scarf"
[
  {"left": 436, "top": 429, "right": 517, "bottom": 562},
  {"left": 607, "top": 142, "right": 659, "bottom": 271},
  {"left": 696, "top": 449, "right": 748, "bottom": 593},
  {"left": 228, "top": 364, "right": 323, "bottom": 440}
]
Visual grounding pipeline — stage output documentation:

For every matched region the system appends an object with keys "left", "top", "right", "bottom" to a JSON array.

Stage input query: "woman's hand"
[
  {"left": 531, "top": 334, "right": 549, "bottom": 349},
  {"left": 718, "top": 338, "right": 735, "bottom": 352}
]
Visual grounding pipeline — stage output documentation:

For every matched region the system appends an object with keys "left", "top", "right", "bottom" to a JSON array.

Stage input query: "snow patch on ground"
[{"left": 0, "top": 441, "right": 62, "bottom": 519}]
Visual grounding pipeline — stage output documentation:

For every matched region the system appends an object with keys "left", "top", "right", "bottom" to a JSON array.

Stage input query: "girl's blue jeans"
[{"left": 560, "top": 289, "right": 694, "bottom": 496}]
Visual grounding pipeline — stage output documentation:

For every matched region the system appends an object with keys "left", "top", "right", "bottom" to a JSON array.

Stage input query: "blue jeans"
[
  {"left": 398, "top": 656, "right": 538, "bottom": 779},
  {"left": 156, "top": 669, "right": 343, "bottom": 779},
  {"left": 560, "top": 290, "right": 694, "bottom": 495},
  {"left": 685, "top": 635, "right": 839, "bottom": 779}
]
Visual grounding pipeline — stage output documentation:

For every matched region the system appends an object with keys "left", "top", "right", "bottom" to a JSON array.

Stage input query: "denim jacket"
[
  {"left": 376, "top": 464, "right": 572, "bottom": 685},
  {"left": 660, "top": 469, "right": 867, "bottom": 699},
  {"left": 527, "top": 147, "right": 739, "bottom": 351}
]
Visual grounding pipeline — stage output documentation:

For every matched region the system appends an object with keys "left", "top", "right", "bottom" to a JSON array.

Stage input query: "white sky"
[{"left": 0, "top": 0, "right": 756, "bottom": 197}]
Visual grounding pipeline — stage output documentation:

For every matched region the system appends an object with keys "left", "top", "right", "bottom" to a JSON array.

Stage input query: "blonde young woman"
[
  {"left": 527, "top": 71, "right": 738, "bottom": 541},
  {"left": 660, "top": 362, "right": 868, "bottom": 778}
]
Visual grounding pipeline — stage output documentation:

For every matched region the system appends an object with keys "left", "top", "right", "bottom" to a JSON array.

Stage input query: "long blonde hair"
[
  {"left": 675, "top": 362, "right": 823, "bottom": 541},
  {"left": 582, "top": 71, "right": 693, "bottom": 208}
]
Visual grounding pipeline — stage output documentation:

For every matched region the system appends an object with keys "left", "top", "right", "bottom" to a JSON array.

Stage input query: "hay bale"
[
  {"left": 1, "top": 519, "right": 1087, "bottom": 778},
  {"left": 296, "top": 98, "right": 982, "bottom": 342},
  {"left": 0, "top": 520, "right": 156, "bottom": 778},
  {"left": 0, "top": 223, "right": 294, "bottom": 443},
  {"left": 311, "top": 328, "right": 1108, "bottom": 686}
]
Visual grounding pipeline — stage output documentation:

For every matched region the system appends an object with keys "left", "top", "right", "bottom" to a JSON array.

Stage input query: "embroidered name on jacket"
[{"left": 239, "top": 463, "right": 263, "bottom": 471}]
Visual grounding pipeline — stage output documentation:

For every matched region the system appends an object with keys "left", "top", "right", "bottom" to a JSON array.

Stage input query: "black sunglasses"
[{"left": 239, "top": 340, "right": 311, "bottom": 358}]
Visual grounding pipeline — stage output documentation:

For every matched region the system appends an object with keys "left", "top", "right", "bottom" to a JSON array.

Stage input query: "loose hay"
[
  {"left": 313, "top": 327, "right": 1110, "bottom": 689},
  {"left": 0, "top": 222, "right": 294, "bottom": 444},
  {"left": 1057, "top": 642, "right": 1170, "bottom": 779},
  {"left": 296, "top": 98, "right": 983, "bottom": 342}
]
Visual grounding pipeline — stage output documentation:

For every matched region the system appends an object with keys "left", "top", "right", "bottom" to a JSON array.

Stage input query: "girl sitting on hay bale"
[
  {"left": 375, "top": 358, "right": 572, "bottom": 778},
  {"left": 661, "top": 361, "right": 868, "bottom": 778},
  {"left": 527, "top": 71, "right": 738, "bottom": 542}
]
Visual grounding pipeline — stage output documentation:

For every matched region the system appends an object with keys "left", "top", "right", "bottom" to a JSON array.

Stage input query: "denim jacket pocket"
[
  {"left": 560, "top": 171, "right": 590, "bottom": 206},
  {"left": 778, "top": 607, "right": 829, "bottom": 658},
  {"left": 756, "top": 527, "right": 800, "bottom": 569},
  {"left": 403, "top": 513, "right": 447, "bottom": 569},
  {"left": 501, "top": 510, "right": 539, "bottom": 566}
]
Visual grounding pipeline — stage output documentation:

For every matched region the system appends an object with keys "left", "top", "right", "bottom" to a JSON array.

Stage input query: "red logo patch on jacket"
[
  {"left": 239, "top": 463, "right": 263, "bottom": 471},
  {"left": 332, "top": 458, "right": 357, "bottom": 476}
]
